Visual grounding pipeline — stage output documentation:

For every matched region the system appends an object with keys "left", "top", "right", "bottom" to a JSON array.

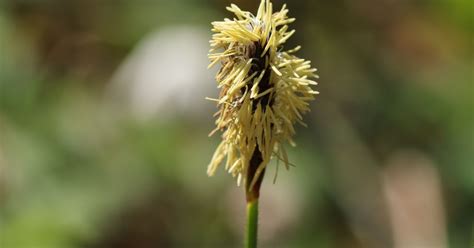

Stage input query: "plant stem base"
[{"left": 246, "top": 199, "right": 259, "bottom": 248}]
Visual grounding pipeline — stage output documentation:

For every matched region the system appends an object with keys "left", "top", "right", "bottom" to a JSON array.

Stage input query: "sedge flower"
[{"left": 207, "top": 0, "right": 318, "bottom": 199}]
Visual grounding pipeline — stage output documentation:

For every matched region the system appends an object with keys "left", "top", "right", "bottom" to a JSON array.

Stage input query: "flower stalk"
[
  {"left": 245, "top": 149, "right": 265, "bottom": 248},
  {"left": 246, "top": 199, "right": 259, "bottom": 248}
]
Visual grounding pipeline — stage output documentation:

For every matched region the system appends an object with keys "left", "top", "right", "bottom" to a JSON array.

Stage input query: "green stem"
[
  {"left": 245, "top": 199, "right": 259, "bottom": 248},
  {"left": 245, "top": 146, "right": 265, "bottom": 248}
]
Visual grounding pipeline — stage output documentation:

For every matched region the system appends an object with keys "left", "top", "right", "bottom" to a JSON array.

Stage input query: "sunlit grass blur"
[{"left": 0, "top": 0, "right": 472, "bottom": 247}]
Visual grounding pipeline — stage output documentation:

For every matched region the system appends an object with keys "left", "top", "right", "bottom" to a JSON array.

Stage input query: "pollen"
[{"left": 207, "top": 0, "right": 319, "bottom": 189}]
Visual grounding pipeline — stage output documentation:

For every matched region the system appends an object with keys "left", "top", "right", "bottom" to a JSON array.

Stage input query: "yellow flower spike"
[{"left": 207, "top": 0, "right": 318, "bottom": 202}]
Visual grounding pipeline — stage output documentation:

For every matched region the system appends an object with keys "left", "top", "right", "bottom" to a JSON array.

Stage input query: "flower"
[{"left": 207, "top": 0, "right": 319, "bottom": 192}]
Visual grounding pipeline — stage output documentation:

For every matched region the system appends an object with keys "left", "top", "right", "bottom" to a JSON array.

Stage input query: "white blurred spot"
[
  {"left": 383, "top": 150, "right": 447, "bottom": 248},
  {"left": 108, "top": 26, "right": 217, "bottom": 120}
]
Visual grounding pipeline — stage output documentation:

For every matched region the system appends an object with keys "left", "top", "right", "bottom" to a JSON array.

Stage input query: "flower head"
[{"left": 207, "top": 0, "right": 318, "bottom": 191}]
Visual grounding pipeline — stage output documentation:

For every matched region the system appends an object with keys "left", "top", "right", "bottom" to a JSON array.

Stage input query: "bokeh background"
[{"left": 0, "top": 0, "right": 472, "bottom": 247}]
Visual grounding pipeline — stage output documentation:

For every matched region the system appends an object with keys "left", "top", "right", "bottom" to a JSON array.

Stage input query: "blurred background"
[{"left": 0, "top": 0, "right": 472, "bottom": 247}]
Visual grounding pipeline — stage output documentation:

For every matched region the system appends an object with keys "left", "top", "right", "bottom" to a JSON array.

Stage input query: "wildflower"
[{"left": 207, "top": 0, "right": 318, "bottom": 199}]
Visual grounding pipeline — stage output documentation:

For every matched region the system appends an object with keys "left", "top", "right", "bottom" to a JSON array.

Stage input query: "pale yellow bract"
[{"left": 207, "top": 0, "right": 319, "bottom": 188}]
